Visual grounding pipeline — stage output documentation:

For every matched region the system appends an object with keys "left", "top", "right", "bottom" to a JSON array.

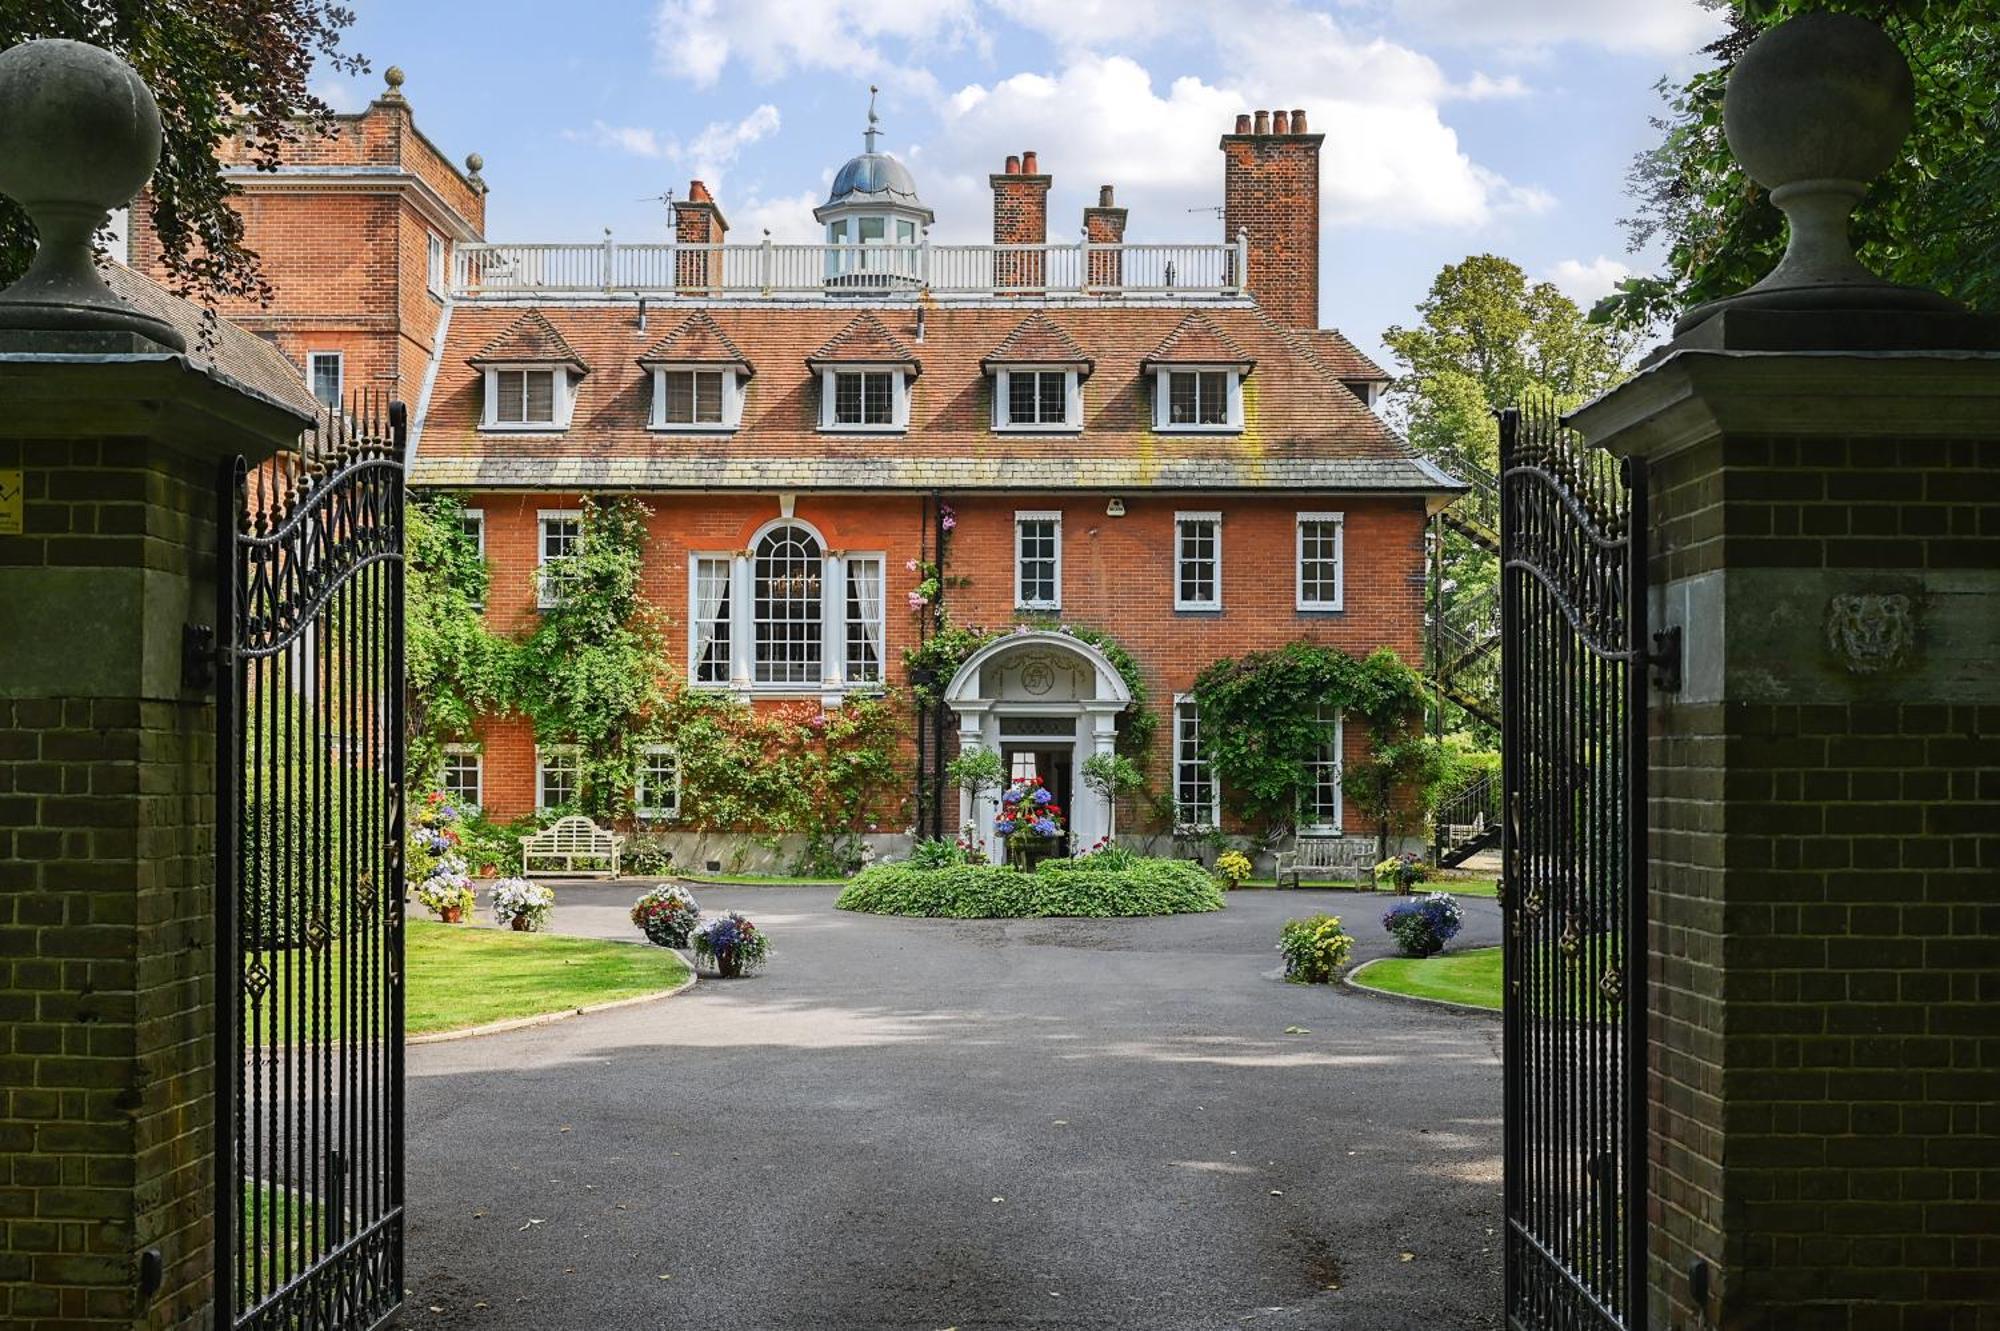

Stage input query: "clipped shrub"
[
  {"left": 835, "top": 857, "right": 1224, "bottom": 919},
  {"left": 242, "top": 783, "right": 351, "bottom": 949},
  {"left": 1383, "top": 892, "right": 1465, "bottom": 957},
  {"left": 1278, "top": 913, "right": 1354, "bottom": 983}
]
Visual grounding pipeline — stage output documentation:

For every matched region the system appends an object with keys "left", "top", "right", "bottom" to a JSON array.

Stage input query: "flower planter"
[
  {"left": 439, "top": 905, "right": 464, "bottom": 924},
  {"left": 510, "top": 916, "right": 531, "bottom": 932},
  {"left": 480, "top": 865, "right": 498, "bottom": 879},
  {"left": 712, "top": 951, "right": 744, "bottom": 978}
]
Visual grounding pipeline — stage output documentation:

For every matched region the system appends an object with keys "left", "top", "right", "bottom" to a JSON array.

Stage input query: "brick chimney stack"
[
  {"left": 1221, "top": 107, "right": 1323, "bottom": 330},
  {"left": 1084, "top": 184, "right": 1128, "bottom": 290},
  {"left": 673, "top": 179, "right": 729, "bottom": 292},
  {"left": 991, "top": 150, "right": 1051, "bottom": 292}
]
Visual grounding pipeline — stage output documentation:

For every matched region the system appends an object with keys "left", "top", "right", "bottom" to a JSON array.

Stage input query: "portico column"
[
  {"left": 728, "top": 554, "right": 754, "bottom": 690},
  {"left": 953, "top": 704, "right": 992, "bottom": 855},
  {"left": 1082, "top": 703, "right": 1119, "bottom": 847}
]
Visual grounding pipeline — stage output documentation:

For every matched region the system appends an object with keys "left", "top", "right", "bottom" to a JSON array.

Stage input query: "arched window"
[{"left": 754, "top": 525, "right": 823, "bottom": 684}]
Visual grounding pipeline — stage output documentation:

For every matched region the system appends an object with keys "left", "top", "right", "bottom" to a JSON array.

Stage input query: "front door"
[{"left": 1001, "top": 744, "right": 1073, "bottom": 852}]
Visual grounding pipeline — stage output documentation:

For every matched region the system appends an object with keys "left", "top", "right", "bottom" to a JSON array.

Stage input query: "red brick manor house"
[{"left": 132, "top": 74, "right": 1462, "bottom": 866}]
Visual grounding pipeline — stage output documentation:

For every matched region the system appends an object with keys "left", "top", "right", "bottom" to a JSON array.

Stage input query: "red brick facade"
[
  {"left": 136, "top": 78, "right": 1442, "bottom": 850},
  {"left": 126, "top": 82, "right": 485, "bottom": 407}
]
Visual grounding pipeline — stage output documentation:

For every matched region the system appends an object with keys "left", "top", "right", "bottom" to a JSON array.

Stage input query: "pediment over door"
[{"left": 980, "top": 645, "right": 1098, "bottom": 703}]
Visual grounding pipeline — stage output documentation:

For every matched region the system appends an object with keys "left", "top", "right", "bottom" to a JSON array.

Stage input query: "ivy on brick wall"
[
  {"left": 1192, "top": 642, "right": 1453, "bottom": 838},
  {"left": 404, "top": 494, "right": 514, "bottom": 788},
  {"left": 511, "top": 496, "right": 673, "bottom": 818},
  {"left": 661, "top": 689, "right": 906, "bottom": 876}
]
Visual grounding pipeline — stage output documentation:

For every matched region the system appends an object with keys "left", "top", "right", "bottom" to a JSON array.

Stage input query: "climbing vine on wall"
[
  {"left": 404, "top": 494, "right": 514, "bottom": 789},
  {"left": 661, "top": 688, "right": 906, "bottom": 875},
  {"left": 511, "top": 495, "right": 673, "bottom": 817},
  {"left": 1192, "top": 642, "right": 1447, "bottom": 836}
]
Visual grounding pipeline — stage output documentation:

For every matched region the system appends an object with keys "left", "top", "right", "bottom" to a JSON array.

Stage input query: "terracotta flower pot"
[
  {"left": 510, "top": 916, "right": 531, "bottom": 932},
  {"left": 713, "top": 951, "right": 743, "bottom": 978},
  {"left": 480, "top": 865, "right": 498, "bottom": 879},
  {"left": 440, "top": 905, "right": 464, "bottom": 924}
]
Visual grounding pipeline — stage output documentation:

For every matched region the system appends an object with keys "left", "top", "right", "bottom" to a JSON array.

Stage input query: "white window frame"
[
  {"left": 843, "top": 552, "right": 888, "bottom": 688},
  {"left": 1014, "top": 510, "right": 1062, "bottom": 611},
  {"left": 750, "top": 518, "right": 827, "bottom": 687},
  {"left": 817, "top": 366, "right": 909, "bottom": 433},
  {"left": 687, "top": 553, "right": 735, "bottom": 688},
  {"left": 308, "top": 351, "right": 343, "bottom": 410},
  {"left": 1174, "top": 510, "right": 1223, "bottom": 611},
  {"left": 426, "top": 232, "right": 447, "bottom": 299},
  {"left": 439, "top": 743, "right": 483, "bottom": 811},
  {"left": 1295, "top": 511, "right": 1345, "bottom": 612},
  {"left": 992, "top": 367, "right": 1081, "bottom": 433},
  {"left": 636, "top": 745, "right": 682, "bottom": 821},
  {"left": 649, "top": 365, "right": 744, "bottom": 432},
  {"left": 537, "top": 509, "right": 582, "bottom": 610},
  {"left": 1152, "top": 366, "right": 1242, "bottom": 433},
  {"left": 459, "top": 507, "right": 486, "bottom": 556},
  {"left": 535, "top": 745, "right": 581, "bottom": 812},
  {"left": 480, "top": 364, "right": 576, "bottom": 432},
  {"left": 1301, "top": 707, "right": 1344, "bottom": 833},
  {"left": 1172, "top": 696, "right": 1219, "bottom": 830}
]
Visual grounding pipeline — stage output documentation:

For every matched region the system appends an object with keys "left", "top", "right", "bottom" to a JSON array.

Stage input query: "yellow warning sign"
[{"left": 0, "top": 470, "right": 21, "bottom": 536}]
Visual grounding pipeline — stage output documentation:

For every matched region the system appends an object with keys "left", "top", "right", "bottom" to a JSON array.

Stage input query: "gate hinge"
[
  {"left": 182, "top": 623, "right": 217, "bottom": 694},
  {"left": 1648, "top": 626, "right": 1683, "bottom": 693}
]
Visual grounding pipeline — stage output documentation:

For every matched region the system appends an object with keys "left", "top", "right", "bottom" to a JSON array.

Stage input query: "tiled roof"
[
  {"left": 1141, "top": 312, "right": 1253, "bottom": 369},
  {"left": 412, "top": 300, "right": 1463, "bottom": 496},
  {"left": 982, "top": 312, "right": 1093, "bottom": 375},
  {"left": 804, "top": 312, "right": 919, "bottom": 371},
  {"left": 467, "top": 309, "right": 589, "bottom": 371},
  {"left": 103, "top": 262, "right": 320, "bottom": 421},
  {"left": 637, "top": 310, "right": 752, "bottom": 373},
  {"left": 1308, "top": 329, "right": 1390, "bottom": 383}
]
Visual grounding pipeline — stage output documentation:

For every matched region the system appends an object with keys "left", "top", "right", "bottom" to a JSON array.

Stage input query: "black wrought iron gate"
[
  {"left": 1499, "top": 400, "right": 1659, "bottom": 1331},
  {"left": 215, "top": 396, "right": 407, "bottom": 1331}
]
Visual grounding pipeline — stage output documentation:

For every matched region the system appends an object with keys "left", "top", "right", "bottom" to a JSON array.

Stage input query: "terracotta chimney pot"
[
  {"left": 1253, "top": 110, "right": 1271, "bottom": 135},
  {"left": 1272, "top": 110, "right": 1290, "bottom": 134},
  {"left": 1022, "top": 149, "right": 1039, "bottom": 174},
  {"left": 1291, "top": 108, "right": 1308, "bottom": 133}
]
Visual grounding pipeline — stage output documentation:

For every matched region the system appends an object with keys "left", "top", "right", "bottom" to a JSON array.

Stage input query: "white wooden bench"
[
  {"left": 520, "top": 815, "right": 624, "bottom": 879},
  {"left": 1274, "top": 833, "right": 1377, "bottom": 889}
]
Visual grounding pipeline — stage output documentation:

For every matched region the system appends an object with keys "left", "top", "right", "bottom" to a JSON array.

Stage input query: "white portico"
[{"left": 942, "top": 630, "right": 1132, "bottom": 863}]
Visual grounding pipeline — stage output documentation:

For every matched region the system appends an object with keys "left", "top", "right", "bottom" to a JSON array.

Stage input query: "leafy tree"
[
  {"left": 1382, "top": 256, "right": 1634, "bottom": 739},
  {"left": 1081, "top": 752, "right": 1145, "bottom": 841},
  {"left": 403, "top": 495, "right": 513, "bottom": 789},
  {"left": 512, "top": 496, "right": 672, "bottom": 817},
  {"left": 0, "top": 1, "right": 367, "bottom": 301},
  {"left": 1607, "top": 0, "right": 2000, "bottom": 329}
]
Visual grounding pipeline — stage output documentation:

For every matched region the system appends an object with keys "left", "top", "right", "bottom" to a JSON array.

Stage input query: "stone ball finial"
[
  {"left": 1675, "top": 12, "right": 1957, "bottom": 334},
  {"left": 382, "top": 65, "right": 406, "bottom": 99},
  {"left": 465, "top": 151, "right": 484, "bottom": 174},
  {"left": 1724, "top": 12, "right": 1912, "bottom": 193},
  {"left": 0, "top": 38, "right": 183, "bottom": 349}
]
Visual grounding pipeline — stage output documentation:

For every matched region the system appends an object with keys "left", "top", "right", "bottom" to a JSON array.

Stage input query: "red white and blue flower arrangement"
[
  {"left": 692, "top": 911, "right": 769, "bottom": 978},
  {"left": 993, "top": 775, "right": 1064, "bottom": 841},
  {"left": 409, "top": 791, "right": 474, "bottom": 921},
  {"left": 630, "top": 884, "right": 701, "bottom": 949}
]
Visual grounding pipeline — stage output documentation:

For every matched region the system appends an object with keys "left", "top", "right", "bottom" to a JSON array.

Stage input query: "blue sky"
[{"left": 314, "top": 0, "right": 1726, "bottom": 367}]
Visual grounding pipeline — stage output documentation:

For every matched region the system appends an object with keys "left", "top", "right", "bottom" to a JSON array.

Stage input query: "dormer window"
[
  {"left": 992, "top": 368, "right": 1080, "bottom": 432},
  {"left": 823, "top": 368, "right": 906, "bottom": 430},
  {"left": 468, "top": 311, "right": 588, "bottom": 433},
  {"left": 1161, "top": 369, "right": 1235, "bottom": 428},
  {"left": 649, "top": 365, "right": 744, "bottom": 431}
]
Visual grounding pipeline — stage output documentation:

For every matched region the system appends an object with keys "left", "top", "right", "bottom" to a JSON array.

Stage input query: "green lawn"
[
  {"left": 242, "top": 922, "right": 690, "bottom": 1040},
  {"left": 1350, "top": 947, "right": 1503, "bottom": 1010}
]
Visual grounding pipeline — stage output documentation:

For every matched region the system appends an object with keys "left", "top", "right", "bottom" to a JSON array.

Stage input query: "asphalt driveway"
[{"left": 403, "top": 886, "right": 1502, "bottom": 1330}]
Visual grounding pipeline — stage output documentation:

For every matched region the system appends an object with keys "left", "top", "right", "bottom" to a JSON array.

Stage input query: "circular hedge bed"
[{"left": 835, "top": 858, "right": 1225, "bottom": 919}]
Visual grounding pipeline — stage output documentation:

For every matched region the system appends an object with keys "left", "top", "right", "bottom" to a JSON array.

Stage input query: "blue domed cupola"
[{"left": 815, "top": 86, "right": 933, "bottom": 262}]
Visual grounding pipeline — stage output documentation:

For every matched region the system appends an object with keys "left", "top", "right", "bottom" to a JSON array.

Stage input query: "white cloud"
[
  {"left": 730, "top": 189, "right": 829, "bottom": 243},
  {"left": 1547, "top": 255, "right": 1633, "bottom": 305},
  {"left": 1391, "top": 0, "right": 1726, "bottom": 57},
  {"left": 652, "top": 0, "right": 978, "bottom": 90},
  {"left": 1452, "top": 72, "right": 1530, "bottom": 100},
  {"left": 310, "top": 76, "right": 366, "bottom": 114},
  {"left": 563, "top": 106, "right": 784, "bottom": 192}
]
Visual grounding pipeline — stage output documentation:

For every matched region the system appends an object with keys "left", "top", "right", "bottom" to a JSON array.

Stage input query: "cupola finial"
[{"left": 863, "top": 84, "right": 880, "bottom": 154}]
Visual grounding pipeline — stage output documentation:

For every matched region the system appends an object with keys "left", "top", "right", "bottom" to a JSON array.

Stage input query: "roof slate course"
[
  {"left": 413, "top": 300, "right": 1460, "bottom": 496},
  {"left": 1307, "top": 328, "right": 1390, "bottom": 383}
]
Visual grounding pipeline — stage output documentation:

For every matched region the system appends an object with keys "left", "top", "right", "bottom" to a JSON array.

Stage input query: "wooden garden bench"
[
  {"left": 520, "top": 815, "right": 623, "bottom": 879},
  {"left": 1273, "top": 833, "right": 1377, "bottom": 889}
]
